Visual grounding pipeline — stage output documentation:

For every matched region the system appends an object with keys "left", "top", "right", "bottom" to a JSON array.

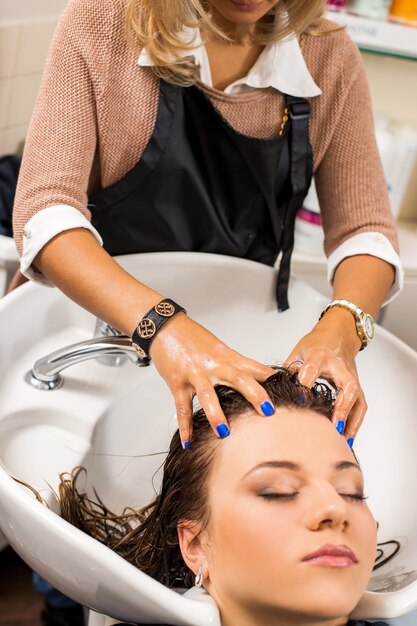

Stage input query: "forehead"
[{"left": 212, "top": 408, "right": 358, "bottom": 479}]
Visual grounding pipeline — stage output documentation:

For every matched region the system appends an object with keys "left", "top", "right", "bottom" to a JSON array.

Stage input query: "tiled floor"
[{"left": 0, "top": 547, "right": 43, "bottom": 626}]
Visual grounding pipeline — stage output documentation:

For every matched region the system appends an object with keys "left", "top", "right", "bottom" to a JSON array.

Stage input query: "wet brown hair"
[{"left": 58, "top": 366, "right": 336, "bottom": 588}]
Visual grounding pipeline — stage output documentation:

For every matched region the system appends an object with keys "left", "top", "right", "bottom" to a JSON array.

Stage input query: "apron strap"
[{"left": 276, "top": 95, "right": 313, "bottom": 312}]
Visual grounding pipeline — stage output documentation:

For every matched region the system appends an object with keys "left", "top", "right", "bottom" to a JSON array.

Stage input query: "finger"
[
  {"left": 344, "top": 390, "right": 368, "bottom": 446},
  {"left": 218, "top": 369, "right": 276, "bottom": 417},
  {"left": 283, "top": 348, "right": 303, "bottom": 371},
  {"left": 174, "top": 387, "right": 194, "bottom": 449},
  {"left": 296, "top": 361, "right": 321, "bottom": 389},
  {"left": 283, "top": 357, "right": 304, "bottom": 374},
  {"left": 194, "top": 381, "right": 231, "bottom": 439},
  {"left": 331, "top": 379, "right": 361, "bottom": 435},
  {"left": 237, "top": 357, "right": 276, "bottom": 382}
]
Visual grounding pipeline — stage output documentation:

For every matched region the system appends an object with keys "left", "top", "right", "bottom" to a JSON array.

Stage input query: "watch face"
[{"left": 364, "top": 314, "right": 375, "bottom": 340}]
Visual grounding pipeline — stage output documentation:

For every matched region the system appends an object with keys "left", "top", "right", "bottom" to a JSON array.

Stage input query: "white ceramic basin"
[
  {"left": 0, "top": 252, "right": 416, "bottom": 624},
  {"left": 0, "top": 234, "right": 19, "bottom": 298}
]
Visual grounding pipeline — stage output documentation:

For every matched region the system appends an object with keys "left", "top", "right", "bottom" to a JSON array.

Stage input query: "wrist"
[
  {"left": 319, "top": 298, "right": 375, "bottom": 353},
  {"left": 316, "top": 307, "right": 362, "bottom": 355},
  {"left": 131, "top": 298, "right": 187, "bottom": 360}
]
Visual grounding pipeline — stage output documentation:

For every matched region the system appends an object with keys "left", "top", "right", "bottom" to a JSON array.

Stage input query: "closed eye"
[
  {"left": 340, "top": 493, "right": 368, "bottom": 502},
  {"left": 259, "top": 493, "right": 368, "bottom": 502},
  {"left": 260, "top": 493, "right": 299, "bottom": 500}
]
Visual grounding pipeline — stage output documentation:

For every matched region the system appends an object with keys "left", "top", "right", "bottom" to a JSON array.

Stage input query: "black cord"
[{"left": 373, "top": 540, "right": 401, "bottom": 571}]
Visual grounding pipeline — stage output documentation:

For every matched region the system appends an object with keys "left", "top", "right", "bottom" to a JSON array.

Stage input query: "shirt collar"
[
  {"left": 138, "top": 26, "right": 321, "bottom": 98},
  {"left": 242, "top": 35, "right": 321, "bottom": 96}
]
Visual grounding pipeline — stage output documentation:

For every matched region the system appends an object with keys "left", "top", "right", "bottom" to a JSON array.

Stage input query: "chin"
[
  {"left": 263, "top": 581, "right": 362, "bottom": 620},
  {"left": 222, "top": 12, "right": 265, "bottom": 25},
  {"left": 227, "top": 583, "right": 362, "bottom": 622},
  {"left": 295, "top": 594, "right": 362, "bottom": 620}
]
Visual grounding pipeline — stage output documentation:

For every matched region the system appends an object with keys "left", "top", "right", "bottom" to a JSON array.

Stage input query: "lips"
[
  {"left": 302, "top": 544, "right": 358, "bottom": 567},
  {"left": 230, "top": 1, "right": 264, "bottom": 11}
]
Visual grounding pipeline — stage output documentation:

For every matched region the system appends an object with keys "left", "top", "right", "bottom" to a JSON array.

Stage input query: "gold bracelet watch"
[{"left": 319, "top": 299, "right": 375, "bottom": 351}]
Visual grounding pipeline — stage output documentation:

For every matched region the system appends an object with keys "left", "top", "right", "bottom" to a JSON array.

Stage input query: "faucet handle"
[
  {"left": 94, "top": 319, "right": 127, "bottom": 366},
  {"left": 94, "top": 319, "right": 124, "bottom": 338}
]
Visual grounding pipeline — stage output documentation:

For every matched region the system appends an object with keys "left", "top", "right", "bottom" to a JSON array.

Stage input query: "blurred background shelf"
[{"left": 326, "top": 11, "right": 417, "bottom": 60}]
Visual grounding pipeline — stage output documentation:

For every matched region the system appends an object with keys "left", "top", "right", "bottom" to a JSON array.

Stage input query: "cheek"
[
  {"left": 207, "top": 497, "right": 296, "bottom": 583},
  {"left": 354, "top": 507, "right": 378, "bottom": 576}
]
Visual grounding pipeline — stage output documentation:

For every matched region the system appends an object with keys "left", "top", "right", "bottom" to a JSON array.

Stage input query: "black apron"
[{"left": 90, "top": 79, "right": 313, "bottom": 311}]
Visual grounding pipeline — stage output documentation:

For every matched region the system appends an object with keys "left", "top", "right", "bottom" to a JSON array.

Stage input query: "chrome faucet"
[
  {"left": 93, "top": 318, "right": 130, "bottom": 367},
  {"left": 25, "top": 321, "right": 148, "bottom": 391}
]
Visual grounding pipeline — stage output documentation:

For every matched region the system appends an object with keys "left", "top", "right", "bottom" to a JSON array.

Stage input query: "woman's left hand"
[{"left": 283, "top": 307, "right": 365, "bottom": 446}]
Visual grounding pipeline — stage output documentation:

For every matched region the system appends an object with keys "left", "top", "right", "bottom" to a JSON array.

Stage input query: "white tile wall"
[
  {"left": 0, "top": 0, "right": 68, "bottom": 24},
  {"left": 15, "top": 21, "right": 56, "bottom": 76},
  {"left": 0, "top": 19, "right": 56, "bottom": 156},
  {"left": 8, "top": 73, "right": 43, "bottom": 126},
  {"left": 0, "top": 24, "right": 19, "bottom": 79},
  {"left": 2, "top": 123, "right": 28, "bottom": 155},
  {"left": 0, "top": 78, "right": 13, "bottom": 128}
]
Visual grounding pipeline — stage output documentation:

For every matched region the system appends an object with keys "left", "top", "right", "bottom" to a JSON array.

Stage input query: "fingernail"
[
  {"left": 336, "top": 420, "right": 345, "bottom": 435},
  {"left": 261, "top": 401, "right": 275, "bottom": 416},
  {"left": 183, "top": 440, "right": 190, "bottom": 449},
  {"left": 296, "top": 392, "right": 306, "bottom": 406},
  {"left": 216, "top": 423, "right": 230, "bottom": 439},
  {"left": 347, "top": 437, "right": 355, "bottom": 449}
]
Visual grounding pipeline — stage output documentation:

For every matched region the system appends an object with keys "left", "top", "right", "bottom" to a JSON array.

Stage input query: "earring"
[{"left": 195, "top": 566, "right": 204, "bottom": 588}]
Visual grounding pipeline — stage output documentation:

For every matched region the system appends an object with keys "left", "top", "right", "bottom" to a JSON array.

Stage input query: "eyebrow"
[{"left": 243, "top": 460, "right": 362, "bottom": 479}]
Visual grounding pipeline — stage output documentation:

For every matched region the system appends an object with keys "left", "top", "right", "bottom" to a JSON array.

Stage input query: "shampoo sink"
[{"left": 0, "top": 252, "right": 416, "bottom": 625}]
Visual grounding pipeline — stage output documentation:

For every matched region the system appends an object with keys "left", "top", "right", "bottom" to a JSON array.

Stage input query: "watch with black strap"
[{"left": 131, "top": 298, "right": 186, "bottom": 361}]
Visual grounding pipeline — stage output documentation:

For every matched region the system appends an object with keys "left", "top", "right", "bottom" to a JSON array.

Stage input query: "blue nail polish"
[
  {"left": 216, "top": 423, "right": 230, "bottom": 439},
  {"left": 347, "top": 437, "right": 354, "bottom": 449},
  {"left": 261, "top": 401, "right": 275, "bottom": 416},
  {"left": 296, "top": 393, "right": 306, "bottom": 406},
  {"left": 183, "top": 440, "right": 190, "bottom": 449},
  {"left": 336, "top": 420, "right": 345, "bottom": 435}
]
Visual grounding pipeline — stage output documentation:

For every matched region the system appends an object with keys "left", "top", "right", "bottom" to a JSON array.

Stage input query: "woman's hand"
[
  {"left": 284, "top": 307, "right": 365, "bottom": 447},
  {"left": 150, "top": 313, "right": 276, "bottom": 448}
]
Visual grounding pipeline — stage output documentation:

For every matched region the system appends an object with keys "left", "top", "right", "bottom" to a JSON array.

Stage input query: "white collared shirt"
[
  {"left": 21, "top": 31, "right": 402, "bottom": 302},
  {"left": 137, "top": 26, "right": 322, "bottom": 97}
]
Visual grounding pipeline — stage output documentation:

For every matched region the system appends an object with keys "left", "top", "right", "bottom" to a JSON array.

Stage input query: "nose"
[{"left": 303, "top": 484, "right": 349, "bottom": 532}]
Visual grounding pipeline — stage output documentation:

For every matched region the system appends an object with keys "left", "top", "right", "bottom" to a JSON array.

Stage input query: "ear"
[{"left": 177, "top": 520, "right": 209, "bottom": 579}]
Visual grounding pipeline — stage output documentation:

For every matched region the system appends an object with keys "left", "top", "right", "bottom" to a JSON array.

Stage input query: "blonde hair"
[{"left": 125, "top": 0, "right": 328, "bottom": 86}]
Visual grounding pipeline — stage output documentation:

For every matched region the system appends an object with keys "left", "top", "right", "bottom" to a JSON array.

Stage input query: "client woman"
[{"left": 58, "top": 368, "right": 389, "bottom": 626}]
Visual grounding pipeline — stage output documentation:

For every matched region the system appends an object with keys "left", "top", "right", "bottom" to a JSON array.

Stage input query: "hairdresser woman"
[{"left": 13, "top": 0, "right": 401, "bottom": 448}]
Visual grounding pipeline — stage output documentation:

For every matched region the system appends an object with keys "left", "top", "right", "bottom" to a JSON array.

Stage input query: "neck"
[
  {"left": 219, "top": 601, "right": 351, "bottom": 626},
  {"left": 202, "top": 28, "right": 264, "bottom": 91}
]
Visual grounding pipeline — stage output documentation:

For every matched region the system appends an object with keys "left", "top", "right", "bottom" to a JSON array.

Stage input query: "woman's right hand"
[{"left": 150, "top": 313, "right": 276, "bottom": 448}]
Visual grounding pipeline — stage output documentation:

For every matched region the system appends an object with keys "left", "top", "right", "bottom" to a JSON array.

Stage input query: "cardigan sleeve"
[{"left": 313, "top": 33, "right": 399, "bottom": 259}]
